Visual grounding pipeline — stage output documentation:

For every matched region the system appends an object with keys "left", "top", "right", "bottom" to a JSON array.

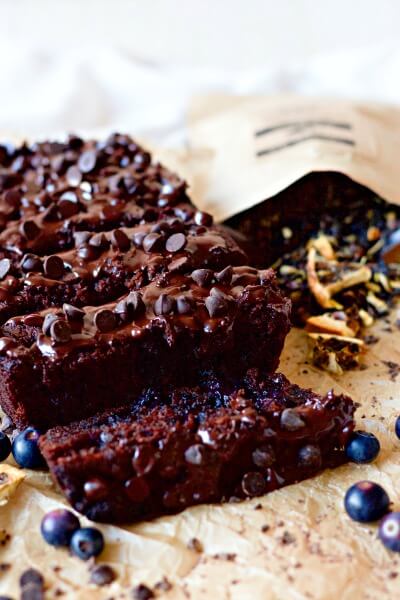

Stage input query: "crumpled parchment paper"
[{"left": 1, "top": 310, "right": 399, "bottom": 600}]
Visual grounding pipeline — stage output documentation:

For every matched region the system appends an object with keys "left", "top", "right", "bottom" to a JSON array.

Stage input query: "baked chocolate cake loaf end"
[{"left": 40, "top": 370, "right": 355, "bottom": 523}]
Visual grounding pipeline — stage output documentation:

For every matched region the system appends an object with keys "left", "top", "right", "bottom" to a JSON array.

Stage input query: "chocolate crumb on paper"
[{"left": 382, "top": 360, "right": 400, "bottom": 381}]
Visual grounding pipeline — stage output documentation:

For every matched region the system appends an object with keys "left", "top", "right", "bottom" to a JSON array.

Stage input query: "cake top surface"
[{"left": 0, "top": 134, "right": 289, "bottom": 360}]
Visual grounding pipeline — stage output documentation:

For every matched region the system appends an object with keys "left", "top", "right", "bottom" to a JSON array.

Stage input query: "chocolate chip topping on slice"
[
  {"left": 20, "top": 219, "right": 41, "bottom": 240},
  {"left": 176, "top": 295, "right": 194, "bottom": 315},
  {"left": 280, "top": 408, "right": 306, "bottom": 431},
  {"left": 184, "top": 444, "right": 204, "bottom": 465},
  {"left": 215, "top": 265, "right": 233, "bottom": 285},
  {"left": 153, "top": 293, "right": 176, "bottom": 316},
  {"left": 42, "top": 313, "right": 60, "bottom": 336},
  {"left": 111, "top": 229, "right": 130, "bottom": 251},
  {"left": 241, "top": 472, "right": 267, "bottom": 497},
  {"left": 58, "top": 191, "right": 79, "bottom": 218},
  {"left": 89, "top": 233, "right": 109, "bottom": 249},
  {"left": 126, "top": 291, "right": 145, "bottom": 316},
  {"left": 194, "top": 210, "right": 213, "bottom": 227},
  {"left": 65, "top": 165, "right": 82, "bottom": 187},
  {"left": 43, "top": 255, "right": 64, "bottom": 279},
  {"left": 63, "top": 303, "right": 85, "bottom": 322},
  {"left": 94, "top": 309, "right": 117, "bottom": 333},
  {"left": 191, "top": 268, "right": 213, "bottom": 288},
  {"left": 20, "top": 253, "right": 43, "bottom": 272},
  {"left": 142, "top": 232, "right": 163, "bottom": 253},
  {"left": 132, "top": 231, "right": 147, "bottom": 248},
  {"left": 205, "top": 287, "right": 233, "bottom": 318},
  {"left": 49, "top": 319, "right": 72, "bottom": 344},
  {"left": 78, "top": 149, "right": 97, "bottom": 173},
  {"left": 252, "top": 445, "right": 275, "bottom": 468},
  {"left": 298, "top": 444, "right": 322, "bottom": 468},
  {"left": 0, "top": 258, "right": 11, "bottom": 280},
  {"left": 165, "top": 232, "right": 186, "bottom": 253},
  {"left": 4, "top": 189, "right": 22, "bottom": 208}
]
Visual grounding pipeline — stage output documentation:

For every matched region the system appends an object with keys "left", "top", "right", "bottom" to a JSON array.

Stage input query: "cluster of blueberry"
[
  {"left": 344, "top": 419, "right": 400, "bottom": 553},
  {"left": 41, "top": 509, "right": 104, "bottom": 560},
  {"left": 0, "top": 427, "right": 104, "bottom": 560}
]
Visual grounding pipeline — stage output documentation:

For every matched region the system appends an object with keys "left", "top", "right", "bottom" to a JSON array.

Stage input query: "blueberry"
[
  {"left": 70, "top": 527, "right": 104, "bottom": 560},
  {"left": 395, "top": 416, "right": 400, "bottom": 440},
  {"left": 12, "top": 427, "right": 45, "bottom": 469},
  {"left": 345, "top": 431, "right": 380, "bottom": 464},
  {"left": 379, "top": 512, "right": 400, "bottom": 552},
  {"left": 344, "top": 481, "right": 390, "bottom": 522},
  {"left": 0, "top": 431, "right": 11, "bottom": 461},
  {"left": 40, "top": 509, "right": 80, "bottom": 547}
]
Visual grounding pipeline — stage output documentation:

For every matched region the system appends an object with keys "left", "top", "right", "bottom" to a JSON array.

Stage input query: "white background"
[{"left": 0, "top": 0, "right": 399, "bottom": 141}]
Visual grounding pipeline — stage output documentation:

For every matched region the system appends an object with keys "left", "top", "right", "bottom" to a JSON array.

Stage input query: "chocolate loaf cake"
[
  {"left": 40, "top": 370, "right": 355, "bottom": 523},
  {"left": 0, "top": 135, "right": 290, "bottom": 429}
]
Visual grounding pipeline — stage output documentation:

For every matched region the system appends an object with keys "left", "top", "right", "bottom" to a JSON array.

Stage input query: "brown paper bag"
[{"left": 188, "top": 94, "right": 400, "bottom": 220}]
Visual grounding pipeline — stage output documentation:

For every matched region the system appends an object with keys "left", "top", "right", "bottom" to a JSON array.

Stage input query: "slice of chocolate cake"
[
  {"left": 39, "top": 370, "right": 355, "bottom": 523},
  {"left": 0, "top": 135, "right": 290, "bottom": 429}
]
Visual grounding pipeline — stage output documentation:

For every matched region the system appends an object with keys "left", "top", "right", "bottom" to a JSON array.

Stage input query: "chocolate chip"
[
  {"left": 252, "top": 445, "right": 275, "bottom": 468},
  {"left": 62, "top": 303, "right": 85, "bottom": 322},
  {"left": 43, "top": 255, "right": 64, "bottom": 279},
  {"left": 78, "top": 150, "right": 97, "bottom": 173},
  {"left": 84, "top": 478, "right": 108, "bottom": 502},
  {"left": 205, "top": 287, "right": 232, "bottom": 318},
  {"left": 0, "top": 259, "right": 11, "bottom": 280},
  {"left": 184, "top": 444, "right": 204, "bottom": 465},
  {"left": 165, "top": 232, "right": 186, "bottom": 253},
  {"left": 132, "top": 584, "right": 154, "bottom": 600},
  {"left": 125, "top": 477, "right": 150, "bottom": 503},
  {"left": 42, "top": 202, "right": 60, "bottom": 222},
  {"left": 133, "top": 152, "right": 151, "bottom": 170},
  {"left": 89, "top": 233, "right": 109, "bottom": 249},
  {"left": 132, "top": 445, "right": 155, "bottom": 476},
  {"left": 153, "top": 294, "right": 176, "bottom": 316},
  {"left": 42, "top": 313, "right": 59, "bottom": 335},
  {"left": 280, "top": 408, "right": 306, "bottom": 431},
  {"left": 111, "top": 229, "right": 130, "bottom": 251},
  {"left": 77, "top": 244, "right": 98, "bottom": 261},
  {"left": 215, "top": 265, "right": 233, "bottom": 285},
  {"left": 4, "top": 189, "right": 21, "bottom": 208},
  {"left": 126, "top": 291, "right": 145, "bottom": 317},
  {"left": 20, "top": 569, "right": 44, "bottom": 588},
  {"left": 298, "top": 445, "right": 322, "bottom": 468},
  {"left": 114, "top": 299, "right": 129, "bottom": 320},
  {"left": 194, "top": 211, "right": 213, "bottom": 227},
  {"left": 73, "top": 231, "right": 91, "bottom": 247},
  {"left": 142, "top": 232, "right": 163, "bottom": 253},
  {"left": 49, "top": 319, "right": 72, "bottom": 343},
  {"left": 176, "top": 295, "right": 193, "bottom": 315},
  {"left": 24, "top": 314, "right": 44, "bottom": 327},
  {"left": 89, "top": 564, "right": 116, "bottom": 587},
  {"left": 191, "top": 268, "right": 213, "bottom": 288},
  {"left": 241, "top": 472, "right": 267, "bottom": 497},
  {"left": 20, "top": 253, "right": 43, "bottom": 272},
  {"left": 58, "top": 191, "right": 79, "bottom": 218},
  {"left": 65, "top": 165, "right": 82, "bottom": 187},
  {"left": 20, "top": 219, "right": 41, "bottom": 240},
  {"left": 94, "top": 309, "right": 117, "bottom": 333},
  {"left": 132, "top": 231, "right": 146, "bottom": 248}
]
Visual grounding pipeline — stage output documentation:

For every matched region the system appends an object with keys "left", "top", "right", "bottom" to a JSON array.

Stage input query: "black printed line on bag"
[{"left": 256, "top": 134, "right": 355, "bottom": 157}]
